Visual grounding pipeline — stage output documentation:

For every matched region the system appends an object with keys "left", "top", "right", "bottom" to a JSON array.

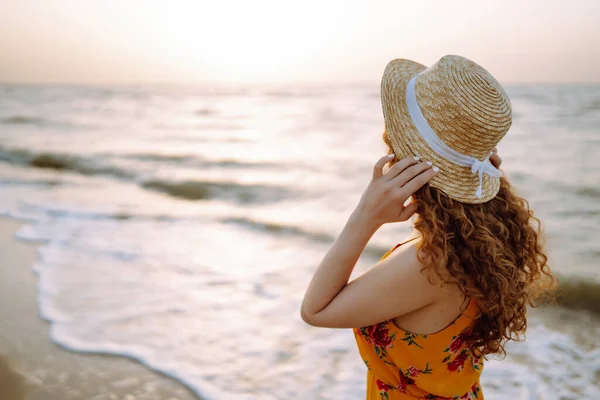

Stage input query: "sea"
[{"left": 0, "top": 83, "right": 599, "bottom": 400}]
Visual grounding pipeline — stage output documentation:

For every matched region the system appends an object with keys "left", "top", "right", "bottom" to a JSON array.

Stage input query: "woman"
[{"left": 301, "top": 55, "right": 554, "bottom": 399}]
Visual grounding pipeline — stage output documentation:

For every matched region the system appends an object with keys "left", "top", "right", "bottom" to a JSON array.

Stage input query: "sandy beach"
[{"left": 0, "top": 218, "right": 200, "bottom": 400}]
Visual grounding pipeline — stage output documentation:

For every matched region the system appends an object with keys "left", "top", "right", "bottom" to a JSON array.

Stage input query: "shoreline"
[
  {"left": 0, "top": 218, "right": 201, "bottom": 400},
  {"left": 2, "top": 213, "right": 598, "bottom": 400}
]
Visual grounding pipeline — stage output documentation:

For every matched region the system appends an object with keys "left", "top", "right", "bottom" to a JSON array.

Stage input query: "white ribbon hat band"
[{"left": 405, "top": 75, "right": 502, "bottom": 199}]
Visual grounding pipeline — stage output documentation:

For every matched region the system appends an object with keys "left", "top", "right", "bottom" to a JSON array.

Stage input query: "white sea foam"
[{"left": 7, "top": 207, "right": 599, "bottom": 400}]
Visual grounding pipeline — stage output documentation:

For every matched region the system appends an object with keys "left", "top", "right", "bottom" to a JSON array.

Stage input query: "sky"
[{"left": 1, "top": 0, "right": 599, "bottom": 84}]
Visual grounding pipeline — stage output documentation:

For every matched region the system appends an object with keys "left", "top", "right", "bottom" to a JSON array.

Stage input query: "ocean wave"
[
  {"left": 221, "top": 216, "right": 391, "bottom": 257},
  {"left": 2, "top": 115, "right": 46, "bottom": 125},
  {"left": 123, "top": 153, "right": 196, "bottom": 163},
  {"left": 28, "top": 154, "right": 130, "bottom": 179},
  {"left": 0, "top": 146, "right": 294, "bottom": 204},
  {"left": 141, "top": 179, "right": 291, "bottom": 203},
  {"left": 553, "top": 277, "right": 600, "bottom": 315},
  {"left": 556, "top": 208, "right": 600, "bottom": 218},
  {"left": 0, "top": 178, "right": 61, "bottom": 187},
  {"left": 0, "top": 146, "right": 134, "bottom": 179},
  {"left": 0, "top": 143, "right": 274, "bottom": 174},
  {"left": 578, "top": 98, "right": 600, "bottom": 114},
  {"left": 219, "top": 217, "right": 600, "bottom": 316},
  {"left": 221, "top": 217, "right": 334, "bottom": 243},
  {"left": 1, "top": 115, "right": 78, "bottom": 128},
  {"left": 122, "top": 153, "right": 275, "bottom": 169},
  {"left": 576, "top": 186, "right": 600, "bottom": 199},
  {"left": 43, "top": 208, "right": 155, "bottom": 221},
  {"left": 8, "top": 201, "right": 187, "bottom": 224}
]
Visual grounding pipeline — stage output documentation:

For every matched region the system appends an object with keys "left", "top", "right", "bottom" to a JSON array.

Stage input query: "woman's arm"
[{"left": 301, "top": 155, "right": 438, "bottom": 328}]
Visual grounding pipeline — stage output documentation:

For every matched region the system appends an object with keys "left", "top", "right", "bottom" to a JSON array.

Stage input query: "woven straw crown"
[{"left": 382, "top": 55, "right": 512, "bottom": 203}]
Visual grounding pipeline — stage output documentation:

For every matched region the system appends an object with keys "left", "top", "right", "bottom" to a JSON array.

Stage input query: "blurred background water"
[{"left": 0, "top": 83, "right": 599, "bottom": 399}]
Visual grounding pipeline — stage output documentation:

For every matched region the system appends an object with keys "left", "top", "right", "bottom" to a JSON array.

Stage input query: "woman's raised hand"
[{"left": 354, "top": 155, "right": 438, "bottom": 228}]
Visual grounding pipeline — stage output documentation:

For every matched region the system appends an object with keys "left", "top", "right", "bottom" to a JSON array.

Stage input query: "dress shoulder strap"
[{"left": 380, "top": 236, "right": 420, "bottom": 261}]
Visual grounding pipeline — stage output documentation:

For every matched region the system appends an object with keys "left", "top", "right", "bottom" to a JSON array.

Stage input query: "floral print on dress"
[
  {"left": 357, "top": 319, "right": 482, "bottom": 398},
  {"left": 407, "top": 366, "right": 420, "bottom": 377},
  {"left": 446, "top": 350, "right": 469, "bottom": 372},
  {"left": 404, "top": 363, "right": 432, "bottom": 378},
  {"left": 453, "top": 383, "right": 481, "bottom": 399},
  {"left": 471, "top": 356, "right": 482, "bottom": 372},
  {"left": 445, "top": 330, "right": 470, "bottom": 355},
  {"left": 354, "top": 243, "right": 484, "bottom": 399},
  {"left": 397, "top": 371, "right": 415, "bottom": 393},
  {"left": 376, "top": 378, "right": 392, "bottom": 399},
  {"left": 400, "top": 331, "right": 424, "bottom": 349},
  {"left": 358, "top": 321, "right": 396, "bottom": 359},
  {"left": 442, "top": 328, "right": 477, "bottom": 373},
  {"left": 375, "top": 364, "right": 434, "bottom": 398},
  {"left": 398, "top": 363, "right": 432, "bottom": 392}
]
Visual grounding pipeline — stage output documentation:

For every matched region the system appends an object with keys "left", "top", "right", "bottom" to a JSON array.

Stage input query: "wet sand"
[{"left": 0, "top": 218, "right": 200, "bottom": 400}]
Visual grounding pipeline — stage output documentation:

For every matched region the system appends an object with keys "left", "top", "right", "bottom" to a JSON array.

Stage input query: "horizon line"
[{"left": 2, "top": 80, "right": 600, "bottom": 87}]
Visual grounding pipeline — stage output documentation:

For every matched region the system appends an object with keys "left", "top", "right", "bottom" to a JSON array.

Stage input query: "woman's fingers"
[
  {"left": 399, "top": 167, "right": 438, "bottom": 197},
  {"left": 397, "top": 201, "right": 418, "bottom": 221},
  {"left": 388, "top": 161, "right": 434, "bottom": 188},
  {"left": 489, "top": 147, "right": 501, "bottom": 169},
  {"left": 372, "top": 154, "right": 396, "bottom": 179},
  {"left": 382, "top": 156, "right": 420, "bottom": 181},
  {"left": 373, "top": 156, "right": 437, "bottom": 203},
  {"left": 490, "top": 153, "right": 502, "bottom": 169}
]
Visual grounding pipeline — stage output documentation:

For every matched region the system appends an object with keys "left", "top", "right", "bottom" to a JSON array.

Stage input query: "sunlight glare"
[{"left": 158, "top": 1, "right": 325, "bottom": 82}]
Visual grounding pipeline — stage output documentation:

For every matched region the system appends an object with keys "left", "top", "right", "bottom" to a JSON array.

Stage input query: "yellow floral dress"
[{"left": 353, "top": 242, "right": 484, "bottom": 399}]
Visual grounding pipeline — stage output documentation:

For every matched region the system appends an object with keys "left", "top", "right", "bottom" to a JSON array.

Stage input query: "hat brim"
[{"left": 381, "top": 59, "right": 500, "bottom": 204}]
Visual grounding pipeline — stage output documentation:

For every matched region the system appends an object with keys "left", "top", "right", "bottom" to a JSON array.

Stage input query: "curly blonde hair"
[{"left": 383, "top": 132, "right": 555, "bottom": 357}]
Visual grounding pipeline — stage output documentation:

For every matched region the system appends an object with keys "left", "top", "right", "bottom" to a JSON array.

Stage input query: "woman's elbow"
[
  {"left": 302, "top": 303, "right": 327, "bottom": 326},
  {"left": 300, "top": 307, "right": 315, "bottom": 326}
]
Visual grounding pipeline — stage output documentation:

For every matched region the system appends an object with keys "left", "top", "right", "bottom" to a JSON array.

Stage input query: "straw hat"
[{"left": 382, "top": 55, "right": 512, "bottom": 203}]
